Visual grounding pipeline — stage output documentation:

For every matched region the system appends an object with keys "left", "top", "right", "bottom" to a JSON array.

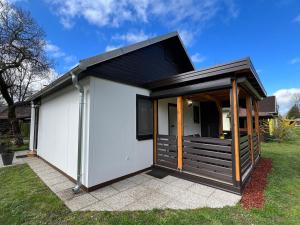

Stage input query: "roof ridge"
[{"left": 79, "top": 31, "right": 180, "bottom": 69}]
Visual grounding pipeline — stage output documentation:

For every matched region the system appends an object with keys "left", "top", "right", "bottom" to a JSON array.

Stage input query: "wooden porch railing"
[
  {"left": 156, "top": 135, "right": 177, "bottom": 169},
  {"left": 253, "top": 132, "right": 259, "bottom": 162},
  {"left": 240, "top": 135, "right": 252, "bottom": 179},
  {"left": 182, "top": 136, "right": 233, "bottom": 184}
]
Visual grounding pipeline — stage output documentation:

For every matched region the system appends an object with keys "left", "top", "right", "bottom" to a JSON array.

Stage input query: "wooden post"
[
  {"left": 153, "top": 99, "right": 158, "bottom": 164},
  {"left": 246, "top": 95, "right": 254, "bottom": 164},
  {"left": 231, "top": 80, "right": 241, "bottom": 184},
  {"left": 253, "top": 99, "right": 260, "bottom": 154},
  {"left": 177, "top": 96, "right": 183, "bottom": 170}
]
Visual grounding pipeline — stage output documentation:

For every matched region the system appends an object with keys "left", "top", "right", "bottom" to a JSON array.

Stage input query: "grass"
[
  {"left": 10, "top": 143, "right": 29, "bottom": 152},
  {"left": 0, "top": 130, "right": 300, "bottom": 225}
]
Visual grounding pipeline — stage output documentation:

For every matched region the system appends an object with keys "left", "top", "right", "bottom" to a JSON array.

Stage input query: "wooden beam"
[
  {"left": 253, "top": 99, "right": 260, "bottom": 154},
  {"left": 177, "top": 96, "right": 183, "bottom": 170},
  {"left": 153, "top": 99, "right": 158, "bottom": 164},
  {"left": 231, "top": 79, "right": 241, "bottom": 183},
  {"left": 246, "top": 95, "right": 254, "bottom": 164}
]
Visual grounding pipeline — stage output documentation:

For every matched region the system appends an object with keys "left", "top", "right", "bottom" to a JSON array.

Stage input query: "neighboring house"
[
  {"left": 28, "top": 32, "right": 266, "bottom": 194},
  {"left": 285, "top": 118, "right": 300, "bottom": 127},
  {"left": 294, "top": 118, "right": 300, "bottom": 127},
  {"left": 239, "top": 96, "right": 278, "bottom": 138},
  {"left": 0, "top": 103, "right": 31, "bottom": 135}
]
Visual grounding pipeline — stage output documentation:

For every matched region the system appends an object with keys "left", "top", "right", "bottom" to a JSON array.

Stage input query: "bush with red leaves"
[{"left": 241, "top": 158, "right": 272, "bottom": 209}]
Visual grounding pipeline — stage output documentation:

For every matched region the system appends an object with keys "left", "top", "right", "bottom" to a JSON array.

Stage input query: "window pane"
[{"left": 137, "top": 95, "right": 153, "bottom": 140}]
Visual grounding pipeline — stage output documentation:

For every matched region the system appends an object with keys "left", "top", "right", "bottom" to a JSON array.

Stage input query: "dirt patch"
[{"left": 241, "top": 158, "right": 272, "bottom": 209}]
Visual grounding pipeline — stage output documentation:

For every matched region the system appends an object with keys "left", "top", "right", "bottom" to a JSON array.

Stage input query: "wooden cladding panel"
[
  {"left": 156, "top": 135, "right": 177, "bottom": 169},
  {"left": 252, "top": 133, "right": 259, "bottom": 161},
  {"left": 183, "top": 136, "right": 232, "bottom": 145},
  {"left": 253, "top": 100, "right": 260, "bottom": 154},
  {"left": 240, "top": 135, "right": 251, "bottom": 179},
  {"left": 246, "top": 96, "right": 254, "bottom": 164},
  {"left": 182, "top": 137, "right": 233, "bottom": 184}
]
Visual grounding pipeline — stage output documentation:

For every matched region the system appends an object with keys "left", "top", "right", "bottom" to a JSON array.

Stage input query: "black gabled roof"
[
  {"left": 80, "top": 31, "right": 194, "bottom": 70},
  {"left": 29, "top": 31, "right": 194, "bottom": 101},
  {"left": 82, "top": 33, "right": 194, "bottom": 86}
]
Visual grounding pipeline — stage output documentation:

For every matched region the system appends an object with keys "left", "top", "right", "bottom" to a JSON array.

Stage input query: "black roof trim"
[
  {"left": 145, "top": 58, "right": 267, "bottom": 98},
  {"left": 151, "top": 77, "right": 232, "bottom": 98}
]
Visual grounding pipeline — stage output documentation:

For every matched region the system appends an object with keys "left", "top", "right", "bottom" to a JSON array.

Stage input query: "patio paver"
[
  {"left": 188, "top": 183, "right": 216, "bottom": 197},
  {"left": 0, "top": 151, "right": 242, "bottom": 211},
  {"left": 90, "top": 186, "right": 119, "bottom": 200}
]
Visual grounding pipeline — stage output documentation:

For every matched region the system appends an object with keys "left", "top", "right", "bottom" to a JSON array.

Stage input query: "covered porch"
[{"left": 150, "top": 59, "right": 266, "bottom": 194}]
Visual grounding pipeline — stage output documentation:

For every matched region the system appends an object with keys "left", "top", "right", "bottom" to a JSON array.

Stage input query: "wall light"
[{"left": 187, "top": 99, "right": 193, "bottom": 107}]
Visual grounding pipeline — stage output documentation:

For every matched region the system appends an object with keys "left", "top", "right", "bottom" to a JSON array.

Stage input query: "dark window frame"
[
  {"left": 136, "top": 94, "right": 153, "bottom": 141},
  {"left": 168, "top": 103, "right": 177, "bottom": 135}
]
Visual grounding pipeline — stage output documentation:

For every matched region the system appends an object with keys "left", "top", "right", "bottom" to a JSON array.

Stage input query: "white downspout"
[{"left": 71, "top": 71, "right": 84, "bottom": 194}]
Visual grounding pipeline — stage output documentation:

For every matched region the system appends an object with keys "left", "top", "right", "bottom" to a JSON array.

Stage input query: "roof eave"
[
  {"left": 246, "top": 58, "right": 267, "bottom": 97},
  {"left": 27, "top": 66, "right": 83, "bottom": 102}
]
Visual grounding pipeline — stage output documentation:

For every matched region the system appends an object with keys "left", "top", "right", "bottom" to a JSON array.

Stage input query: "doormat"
[
  {"left": 16, "top": 155, "right": 28, "bottom": 158},
  {"left": 146, "top": 169, "right": 172, "bottom": 179}
]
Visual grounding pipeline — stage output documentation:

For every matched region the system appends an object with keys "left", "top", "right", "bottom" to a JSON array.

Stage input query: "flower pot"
[{"left": 1, "top": 151, "right": 14, "bottom": 165}]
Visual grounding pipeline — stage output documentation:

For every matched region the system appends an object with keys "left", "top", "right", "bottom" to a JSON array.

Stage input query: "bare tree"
[
  {"left": 4, "top": 63, "right": 55, "bottom": 102},
  {"left": 0, "top": 0, "right": 51, "bottom": 145},
  {"left": 293, "top": 93, "right": 300, "bottom": 108}
]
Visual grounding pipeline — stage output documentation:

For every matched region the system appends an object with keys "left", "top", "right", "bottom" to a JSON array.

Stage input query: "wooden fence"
[
  {"left": 156, "top": 135, "right": 178, "bottom": 169},
  {"left": 240, "top": 135, "right": 251, "bottom": 179},
  {"left": 182, "top": 136, "right": 233, "bottom": 184}
]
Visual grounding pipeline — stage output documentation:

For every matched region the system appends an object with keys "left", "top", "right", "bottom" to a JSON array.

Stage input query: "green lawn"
[{"left": 0, "top": 130, "right": 300, "bottom": 225}]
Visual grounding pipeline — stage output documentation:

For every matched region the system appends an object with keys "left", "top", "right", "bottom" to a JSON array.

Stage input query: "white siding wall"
[
  {"left": 88, "top": 77, "right": 153, "bottom": 187},
  {"left": 36, "top": 78, "right": 90, "bottom": 186},
  {"left": 158, "top": 98, "right": 201, "bottom": 136}
]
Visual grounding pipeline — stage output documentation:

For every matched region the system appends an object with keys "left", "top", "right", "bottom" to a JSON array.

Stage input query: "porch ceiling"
[
  {"left": 186, "top": 89, "right": 230, "bottom": 102},
  {"left": 185, "top": 89, "right": 248, "bottom": 102}
]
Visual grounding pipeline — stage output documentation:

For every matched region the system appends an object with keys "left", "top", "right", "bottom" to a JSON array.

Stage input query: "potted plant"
[
  {"left": 0, "top": 142, "right": 6, "bottom": 154},
  {"left": 0, "top": 137, "right": 14, "bottom": 165}
]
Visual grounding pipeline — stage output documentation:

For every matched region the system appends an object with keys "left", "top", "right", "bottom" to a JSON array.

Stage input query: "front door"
[
  {"left": 201, "top": 102, "right": 219, "bottom": 137},
  {"left": 168, "top": 104, "right": 177, "bottom": 136}
]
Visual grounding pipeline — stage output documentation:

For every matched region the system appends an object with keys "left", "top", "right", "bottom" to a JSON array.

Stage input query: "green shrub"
[
  {"left": 273, "top": 118, "right": 297, "bottom": 142},
  {"left": 20, "top": 122, "right": 30, "bottom": 138}
]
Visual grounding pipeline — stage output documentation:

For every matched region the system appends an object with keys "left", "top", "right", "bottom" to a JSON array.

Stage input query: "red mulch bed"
[{"left": 241, "top": 158, "right": 272, "bottom": 209}]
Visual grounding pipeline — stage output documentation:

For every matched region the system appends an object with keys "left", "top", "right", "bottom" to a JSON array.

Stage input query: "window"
[
  {"left": 193, "top": 105, "right": 200, "bottom": 124},
  {"left": 136, "top": 95, "right": 153, "bottom": 140}
]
